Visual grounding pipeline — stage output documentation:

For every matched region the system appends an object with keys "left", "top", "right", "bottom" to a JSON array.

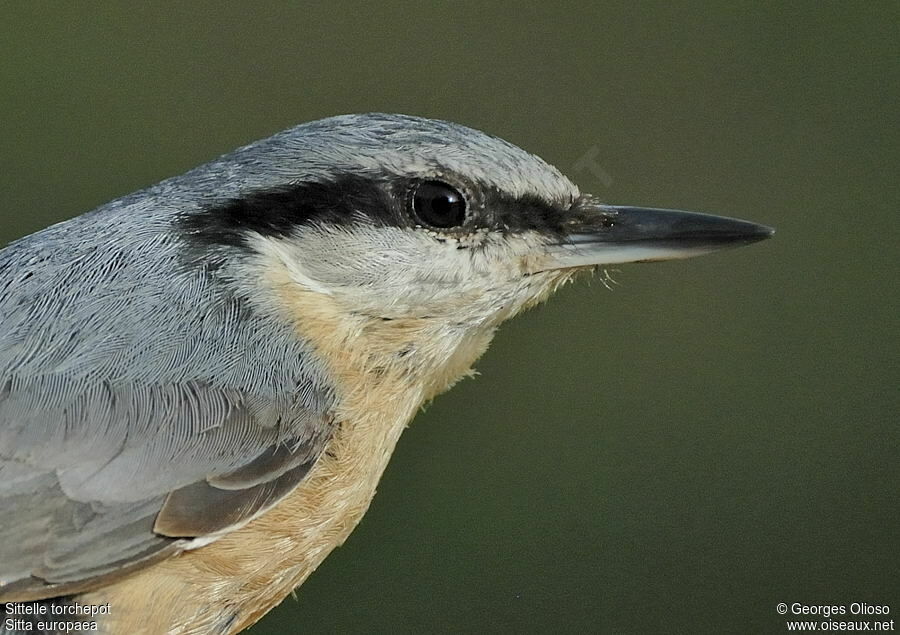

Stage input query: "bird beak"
[{"left": 543, "top": 201, "right": 775, "bottom": 269}]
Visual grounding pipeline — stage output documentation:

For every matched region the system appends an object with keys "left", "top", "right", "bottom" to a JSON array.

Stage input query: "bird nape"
[{"left": 0, "top": 113, "right": 772, "bottom": 634}]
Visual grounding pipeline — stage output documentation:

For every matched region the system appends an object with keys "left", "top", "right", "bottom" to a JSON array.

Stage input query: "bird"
[{"left": 0, "top": 113, "right": 772, "bottom": 634}]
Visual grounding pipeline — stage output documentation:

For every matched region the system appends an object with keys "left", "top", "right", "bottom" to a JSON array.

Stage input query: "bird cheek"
[
  {"left": 518, "top": 251, "right": 557, "bottom": 276},
  {"left": 494, "top": 232, "right": 558, "bottom": 277}
]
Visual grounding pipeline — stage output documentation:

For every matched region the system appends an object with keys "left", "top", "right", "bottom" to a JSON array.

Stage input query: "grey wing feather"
[{"left": 0, "top": 202, "right": 336, "bottom": 601}]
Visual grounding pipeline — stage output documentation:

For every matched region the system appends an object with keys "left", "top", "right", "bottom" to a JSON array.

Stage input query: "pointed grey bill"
[{"left": 545, "top": 204, "right": 775, "bottom": 268}]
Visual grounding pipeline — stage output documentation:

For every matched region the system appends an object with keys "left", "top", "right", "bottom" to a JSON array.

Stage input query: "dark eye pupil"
[{"left": 413, "top": 181, "right": 466, "bottom": 228}]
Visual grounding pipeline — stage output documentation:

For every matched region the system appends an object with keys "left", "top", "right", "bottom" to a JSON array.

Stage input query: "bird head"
[
  {"left": 173, "top": 112, "right": 773, "bottom": 401},
  {"left": 180, "top": 114, "right": 772, "bottom": 335}
]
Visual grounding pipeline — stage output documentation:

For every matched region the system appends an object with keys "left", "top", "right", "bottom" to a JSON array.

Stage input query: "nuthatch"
[{"left": 0, "top": 114, "right": 772, "bottom": 634}]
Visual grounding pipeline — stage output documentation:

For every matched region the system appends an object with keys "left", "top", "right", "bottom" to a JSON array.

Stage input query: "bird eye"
[{"left": 411, "top": 181, "right": 467, "bottom": 229}]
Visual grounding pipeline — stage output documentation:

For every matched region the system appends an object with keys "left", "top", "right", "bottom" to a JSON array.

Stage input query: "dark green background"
[{"left": 1, "top": 3, "right": 897, "bottom": 633}]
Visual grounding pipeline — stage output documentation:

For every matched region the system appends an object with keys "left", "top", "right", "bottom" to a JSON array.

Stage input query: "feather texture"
[{"left": 0, "top": 200, "right": 336, "bottom": 600}]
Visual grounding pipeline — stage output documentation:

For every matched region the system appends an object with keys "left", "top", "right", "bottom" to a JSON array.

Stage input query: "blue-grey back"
[{"left": 0, "top": 141, "right": 336, "bottom": 599}]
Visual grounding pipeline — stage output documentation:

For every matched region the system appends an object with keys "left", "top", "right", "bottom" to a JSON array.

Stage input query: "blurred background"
[{"left": 1, "top": 3, "right": 896, "bottom": 633}]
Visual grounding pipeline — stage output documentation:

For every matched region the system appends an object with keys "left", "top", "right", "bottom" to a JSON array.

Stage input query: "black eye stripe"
[
  {"left": 179, "top": 172, "right": 567, "bottom": 264},
  {"left": 411, "top": 180, "right": 467, "bottom": 229},
  {"left": 179, "top": 175, "right": 395, "bottom": 251}
]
